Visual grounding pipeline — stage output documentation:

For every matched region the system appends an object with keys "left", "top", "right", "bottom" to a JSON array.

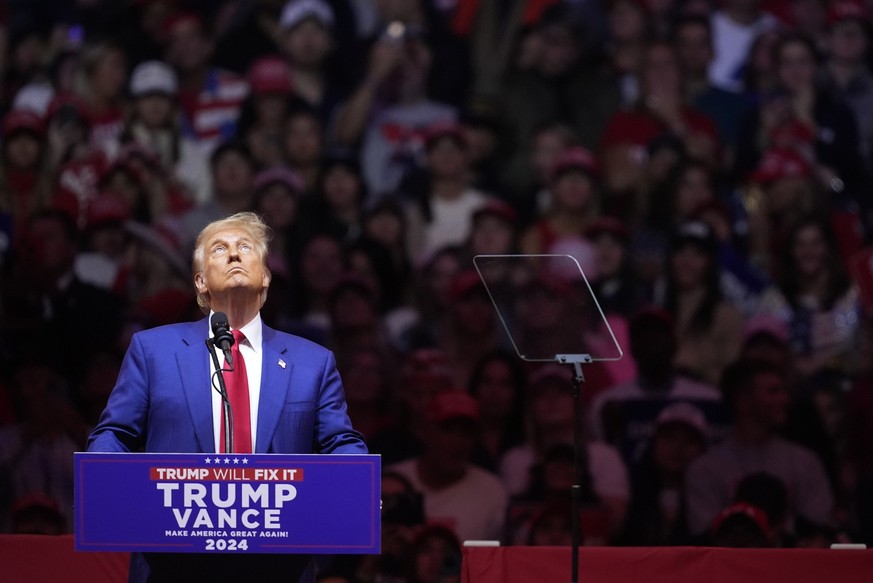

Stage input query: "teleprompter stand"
[{"left": 474, "top": 254, "right": 623, "bottom": 583}]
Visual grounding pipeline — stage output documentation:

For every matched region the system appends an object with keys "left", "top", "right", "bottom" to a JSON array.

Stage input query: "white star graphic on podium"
[
  {"left": 214, "top": 457, "right": 221, "bottom": 464},
  {"left": 233, "top": 458, "right": 239, "bottom": 464},
  {"left": 224, "top": 457, "right": 231, "bottom": 464},
  {"left": 242, "top": 458, "right": 249, "bottom": 464},
  {"left": 205, "top": 458, "right": 211, "bottom": 464}
]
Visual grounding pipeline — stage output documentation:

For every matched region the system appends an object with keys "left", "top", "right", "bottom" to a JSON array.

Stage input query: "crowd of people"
[{"left": 2, "top": 0, "right": 873, "bottom": 580}]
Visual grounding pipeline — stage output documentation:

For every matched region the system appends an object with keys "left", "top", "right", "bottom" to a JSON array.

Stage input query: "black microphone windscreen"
[{"left": 211, "top": 312, "right": 230, "bottom": 333}]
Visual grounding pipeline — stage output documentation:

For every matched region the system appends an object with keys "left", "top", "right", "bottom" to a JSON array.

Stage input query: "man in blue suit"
[{"left": 88, "top": 211, "right": 367, "bottom": 582}]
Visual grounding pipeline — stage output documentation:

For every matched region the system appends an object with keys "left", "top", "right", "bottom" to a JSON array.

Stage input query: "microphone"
[{"left": 210, "top": 312, "right": 235, "bottom": 368}]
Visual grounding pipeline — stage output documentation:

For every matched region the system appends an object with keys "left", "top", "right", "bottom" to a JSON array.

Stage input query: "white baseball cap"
[
  {"left": 279, "top": 0, "right": 335, "bottom": 31},
  {"left": 130, "top": 61, "right": 178, "bottom": 97}
]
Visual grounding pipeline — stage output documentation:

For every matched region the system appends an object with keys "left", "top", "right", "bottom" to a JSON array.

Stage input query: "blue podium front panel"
[{"left": 74, "top": 453, "right": 381, "bottom": 554}]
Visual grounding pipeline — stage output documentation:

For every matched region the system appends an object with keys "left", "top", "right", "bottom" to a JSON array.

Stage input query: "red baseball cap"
[
  {"left": 427, "top": 390, "right": 480, "bottom": 423},
  {"left": 253, "top": 166, "right": 304, "bottom": 194},
  {"left": 423, "top": 121, "right": 467, "bottom": 150},
  {"left": 550, "top": 146, "right": 600, "bottom": 181},
  {"left": 750, "top": 149, "right": 812, "bottom": 184},
  {"left": 448, "top": 269, "right": 486, "bottom": 300},
  {"left": 247, "top": 56, "right": 293, "bottom": 96},
  {"left": 473, "top": 199, "right": 518, "bottom": 226},
  {"left": 2, "top": 109, "right": 45, "bottom": 137},
  {"left": 828, "top": 0, "right": 871, "bottom": 25},
  {"left": 585, "top": 216, "right": 629, "bottom": 241},
  {"left": 86, "top": 191, "right": 132, "bottom": 227}
]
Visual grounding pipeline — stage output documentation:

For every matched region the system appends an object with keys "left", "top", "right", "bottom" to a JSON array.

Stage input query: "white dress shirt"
[{"left": 208, "top": 312, "right": 264, "bottom": 453}]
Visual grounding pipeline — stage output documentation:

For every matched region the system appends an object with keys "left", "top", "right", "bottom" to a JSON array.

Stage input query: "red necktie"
[{"left": 220, "top": 329, "right": 252, "bottom": 453}]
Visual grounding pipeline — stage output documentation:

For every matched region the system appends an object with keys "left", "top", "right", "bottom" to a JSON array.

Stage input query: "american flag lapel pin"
[{"left": 278, "top": 359, "right": 286, "bottom": 369}]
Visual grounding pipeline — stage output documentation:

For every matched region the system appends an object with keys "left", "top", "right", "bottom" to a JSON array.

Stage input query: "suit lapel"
[
  {"left": 256, "top": 325, "right": 293, "bottom": 453},
  {"left": 177, "top": 318, "right": 215, "bottom": 453}
]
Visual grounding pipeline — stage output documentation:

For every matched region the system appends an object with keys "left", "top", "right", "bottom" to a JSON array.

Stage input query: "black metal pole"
[
  {"left": 206, "top": 338, "right": 233, "bottom": 454},
  {"left": 570, "top": 361, "right": 585, "bottom": 583}
]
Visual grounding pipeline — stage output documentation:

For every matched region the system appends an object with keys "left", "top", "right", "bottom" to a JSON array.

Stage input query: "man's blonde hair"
[{"left": 193, "top": 212, "right": 272, "bottom": 313}]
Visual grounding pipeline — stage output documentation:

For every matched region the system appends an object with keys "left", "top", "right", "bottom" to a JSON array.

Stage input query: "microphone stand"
[
  {"left": 556, "top": 353, "right": 592, "bottom": 583},
  {"left": 206, "top": 338, "right": 233, "bottom": 454}
]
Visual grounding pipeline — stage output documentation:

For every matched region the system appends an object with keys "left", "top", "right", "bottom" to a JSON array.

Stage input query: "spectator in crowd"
[
  {"left": 467, "top": 350, "right": 527, "bottom": 473},
  {"left": 408, "top": 524, "right": 463, "bottom": 583},
  {"left": 327, "top": 275, "right": 393, "bottom": 365},
  {"left": 500, "top": 364, "right": 629, "bottom": 539},
  {"left": 336, "top": 346, "right": 396, "bottom": 442},
  {"left": 1, "top": 210, "right": 123, "bottom": 377},
  {"left": 388, "top": 390, "right": 508, "bottom": 542},
  {"left": 176, "top": 140, "right": 256, "bottom": 252},
  {"left": 498, "top": 4, "right": 620, "bottom": 200},
  {"left": 399, "top": 244, "right": 463, "bottom": 352},
  {"left": 346, "top": 236, "right": 409, "bottom": 320},
  {"left": 589, "top": 308, "right": 724, "bottom": 464},
  {"left": 251, "top": 166, "right": 305, "bottom": 282},
  {"left": 361, "top": 198, "right": 412, "bottom": 300},
  {"left": 0, "top": 360, "right": 86, "bottom": 532},
  {"left": 586, "top": 217, "right": 645, "bottom": 385},
  {"left": 163, "top": 11, "right": 248, "bottom": 148},
  {"left": 72, "top": 190, "right": 129, "bottom": 290},
  {"left": 309, "top": 151, "right": 367, "bottom": 245},
  {"left": 621, "top": 402, "right": 708, "bottom": 545},
  {"left": 673, "top": 15, "right": 748, "bottom": 152},
  {"left": 73, "top": 42, "right": 126, "bottom": 152},
  {"left": 604, "top": 0, "right": 652, "bottom": 108},
  {"left": 342, "top": 24, "right": 456, "bottom": 196},
  {"left": 685, "top": 360, "right": 835, "bottom": 537},
  {"left": 744, "top": 148, "right": 825, "bottom": 275},
  {"left": 521, "top": 146, "right": 601, "bottom": 256},
  {"left": 0, "top": 108, "right": 52, "bottom": 247},
  {"left": 464, "top": 199, "right": 520, "bottom": 261},
  {"left": 405, "top": 122, "right": 489, "bottom": 263},
  {"left": 282, "top": 104, "right": 325, "bottom": 194},
  {"left": 515, "top": 121, "right": 579, "bottom": 223},
  {"left": 9, "top": 493, "right": 66, "bottom": 535},
  {"left": 236, "top": 55, "right": 295, "bottom": 169},
  {"left": 460, "top": 107, "right": 505, "bottom": 196},
  {"left": 118, "top": 60, "right": 210, "bottom": 204},
  {"left": 708, "top": 0, "right": 779, "bottom": 92},
  {"left": 368, "top": 348, "right": 453, "bottom": 465},
  {"left": 756, "top": 217, "right": 860, "bottom": 378},
  {"left": 285, "top": 230, "right": 346, "bottom": 341},
  {"left": 248, "top": 165, "right": 303, "bottom": 327},
  {"left": 734, "top": 33, "right": 864, "bottom": 202},
  {"left": 821, "top": 1, "right": 873, "bottom": 195},
  {"left": 709, "top": 501, "right": 773, "bottom": 547},
  {"left": 739, "top": 27, "right": 784, "bottom": 103},
  {"left": 276, "top": 0, "right": 344, "bottom": 124},
  {"left": 600, "top": 41, "right": 720, "bottom": 196},
  {"left": 730, "top": 471, "right": 793, "bottom": 546},
  {"left": 436, "top": 270, "right": 502, "bottom": 389},
  {"left": 661, "top": 222, "right": 743, "bottom": 385},
  {"left": 212, "top": 0, "right": 288, "bottom": 75}
]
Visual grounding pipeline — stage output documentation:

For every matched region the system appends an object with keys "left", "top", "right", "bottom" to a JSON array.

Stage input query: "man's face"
[
  {"left": 212, "top": 151, "right": 254, "bottom": 199},
  {"left": 26, "top": 216, "right": 76, "bottom": 281},
  {"left": 424, "top": 418, "right": 477, "bottom": 476},
  {"left": 675, "top": 23, "right": 713, "bottom": 76},
  {"left": 194, "top": 227, "right": 270, "bottom": 305},
  {"left": 749, "top": 371, "right": 790, "bottom": 428},
  {"left": 164, "top": 20, "right": 212, "bottom": 73},
  {"left": 829, "top": 20, "right": 869, "bottom": 63},
  {"left": 281, "top": 19, "right": 333, "bottom": 67}
]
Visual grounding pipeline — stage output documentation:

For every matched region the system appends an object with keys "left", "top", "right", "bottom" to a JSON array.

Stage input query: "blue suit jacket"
[
  {"left": 88, "top": 317, "right": 367, "bottom": 455},
  {"left": 87, "top": 317, "right": 367, "bottom": 582}
]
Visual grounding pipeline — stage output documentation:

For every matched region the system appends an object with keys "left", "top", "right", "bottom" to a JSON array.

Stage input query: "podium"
[{"left": 74, "top": 452, "right": 381, "bottom": 555}]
